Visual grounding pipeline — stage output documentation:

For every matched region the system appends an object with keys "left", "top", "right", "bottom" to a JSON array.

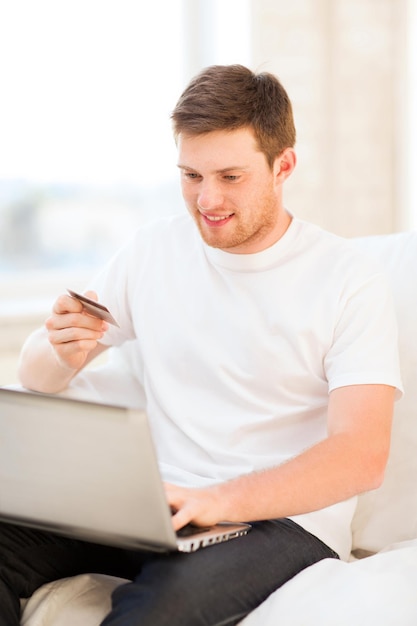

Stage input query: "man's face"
[{"left": 177, "top": 127, "right": 292, "bottom": 254}]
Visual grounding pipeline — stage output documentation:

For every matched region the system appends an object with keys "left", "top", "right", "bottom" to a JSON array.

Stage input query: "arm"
[
  {"left": 167, "top": 384, "right": 395, "bottom": 530},
  {"left": 18, "top": 291, "right": 109, "bottom": 394}
]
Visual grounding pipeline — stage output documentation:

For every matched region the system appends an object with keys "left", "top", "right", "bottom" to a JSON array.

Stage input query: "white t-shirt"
[{"left": 89, "top": 214, "right": 403, "bottom": 560}]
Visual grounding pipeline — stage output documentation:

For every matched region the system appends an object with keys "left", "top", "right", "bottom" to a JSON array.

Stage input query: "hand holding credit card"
[{"left": 67, "top": 289, "right": 120, "bottom": 327}]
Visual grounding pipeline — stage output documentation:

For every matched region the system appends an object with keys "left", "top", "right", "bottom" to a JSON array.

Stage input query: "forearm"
[
  {"left": 168, "top": 384, "right": 394, "bottom": 531},
  {"left": 218, "top": 384, "right": 394, "bottom": 524},
  {"left": 18, "top": 327, "right": 79, "bottom": 393},
  {"left": 216, "top": 433, "right": 386, "bottom": 523},
  {"left": 169, "top": 439, "right": 372, "bottom": 530}
]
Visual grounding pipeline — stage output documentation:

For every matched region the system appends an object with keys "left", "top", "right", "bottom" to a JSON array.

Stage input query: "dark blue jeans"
[{"left": 0, "top": 518, "right": 338, "bottom": 626}]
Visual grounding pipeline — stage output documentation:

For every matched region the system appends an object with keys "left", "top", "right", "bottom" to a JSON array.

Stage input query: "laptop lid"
[{"left": 0, "top": 388, "right": 250, "bottom": 552}]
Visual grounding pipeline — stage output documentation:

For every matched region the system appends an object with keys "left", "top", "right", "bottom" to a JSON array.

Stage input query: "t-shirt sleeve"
[{"left": 324, "top": 267, "right": 403, "bottom": 398}]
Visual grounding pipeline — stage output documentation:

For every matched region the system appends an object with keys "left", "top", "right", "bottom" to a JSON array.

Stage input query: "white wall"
[{"left": 251, "top": 0, "right": 411, "bottom": 237}]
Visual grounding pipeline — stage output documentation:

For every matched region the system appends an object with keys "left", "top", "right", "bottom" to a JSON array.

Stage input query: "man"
[{"left": 3, "top": 65, "right": 401, "bottom": 626}]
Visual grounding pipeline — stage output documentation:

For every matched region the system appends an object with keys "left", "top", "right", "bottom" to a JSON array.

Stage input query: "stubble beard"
[{"left": 192, "top": 195, "right": 280, "bottom": 253}]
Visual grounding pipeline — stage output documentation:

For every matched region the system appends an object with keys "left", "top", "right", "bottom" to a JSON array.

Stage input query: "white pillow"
[
  {"left": 20, "top": 574, "right": 124, "bottom": 626},
  {"left": 240, "top": 540, "right": 417, "bottom": 626},
  {"left": 351, "top": 232, "right": 417, "bottom": 553}
]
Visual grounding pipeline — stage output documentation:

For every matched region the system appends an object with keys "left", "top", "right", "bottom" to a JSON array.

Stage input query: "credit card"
[{"left": 67, "top": 289, "right": 120, "bottom": 327}]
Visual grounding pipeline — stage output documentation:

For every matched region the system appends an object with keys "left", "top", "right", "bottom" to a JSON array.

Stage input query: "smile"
[
  {"left": 206, "top": 215, "right": 231, "bottom": 222},
  {"left": 200, "top": 212, "right": 234, "bottom": 225}
]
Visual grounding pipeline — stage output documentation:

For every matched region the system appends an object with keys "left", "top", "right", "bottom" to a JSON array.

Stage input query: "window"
[
  {"left": 0, "top": 0, "right": 185, "bottom": 285},
  {"left": 0, "top": 0, "right": 251, "bottom": 285}
]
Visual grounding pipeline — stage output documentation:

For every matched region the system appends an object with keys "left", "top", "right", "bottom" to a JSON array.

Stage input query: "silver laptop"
[{"left": 0, "top": 387, "right": 250, "bottom": 552}]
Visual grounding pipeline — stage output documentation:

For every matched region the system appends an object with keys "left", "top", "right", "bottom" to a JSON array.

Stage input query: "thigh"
[
  {"left": 0, "top": 521, "right": 139, "bottom": 626},
  {"left": 104, "top": 518, "right": 338, "bottom": 626}
]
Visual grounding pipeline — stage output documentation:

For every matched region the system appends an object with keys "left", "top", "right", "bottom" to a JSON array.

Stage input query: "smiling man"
[
  {"left": 4, "top": 65, "right": 402, "bottom": 626},
  {"left": 177, "top": 128, "right": 294, "bottom": 253}
]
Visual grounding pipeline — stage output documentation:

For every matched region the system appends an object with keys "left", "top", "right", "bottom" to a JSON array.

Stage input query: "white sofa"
[{"left": 20, "top": 232, "right": 417, "bottom": 625}]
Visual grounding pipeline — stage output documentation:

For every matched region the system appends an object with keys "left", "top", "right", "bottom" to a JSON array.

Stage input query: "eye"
[
  {"left": 223, "top": 174, "right": 240, "bottom": 181},
  {"left": 183, "top": 171, "right": 201, "bottom": 181}
]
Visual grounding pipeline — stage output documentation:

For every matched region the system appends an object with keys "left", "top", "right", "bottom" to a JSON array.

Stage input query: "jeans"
[{"left": 0, "top": 518, "right": 338, "bottom": 626}]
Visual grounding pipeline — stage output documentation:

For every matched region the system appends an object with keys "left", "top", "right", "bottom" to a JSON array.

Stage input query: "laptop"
[{"left": 0, "top": 387, "right": 250, "bottom": 553}]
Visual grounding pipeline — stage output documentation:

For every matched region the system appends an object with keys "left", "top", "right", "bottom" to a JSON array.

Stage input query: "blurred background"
[{"left": 1, "top": 0, "right": 416, "bottom": 384}]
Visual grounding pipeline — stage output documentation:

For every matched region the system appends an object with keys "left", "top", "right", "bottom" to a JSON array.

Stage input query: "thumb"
[{"left": 83, "top": 290, "right": 99, "bottom": 302}]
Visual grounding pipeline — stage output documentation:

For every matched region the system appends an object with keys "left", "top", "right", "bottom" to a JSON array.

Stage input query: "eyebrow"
[{"left": 177, "top": 164, "right": 249, "bottom": 173}]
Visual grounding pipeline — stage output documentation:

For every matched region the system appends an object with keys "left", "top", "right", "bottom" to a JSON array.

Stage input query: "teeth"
[{"left": 205, "top": 214, "right": 232, "bottom": 222}]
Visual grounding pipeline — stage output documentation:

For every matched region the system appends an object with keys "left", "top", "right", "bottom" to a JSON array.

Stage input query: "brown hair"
[{"left": 171, "top": 64, "right": 296, "bottom": 168}]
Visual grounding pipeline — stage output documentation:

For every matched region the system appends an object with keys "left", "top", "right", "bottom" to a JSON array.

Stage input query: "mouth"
[{"left": 200, "top": 212, "right": 235, "bottom": 226}]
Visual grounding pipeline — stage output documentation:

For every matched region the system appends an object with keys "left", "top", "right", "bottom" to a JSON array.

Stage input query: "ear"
[{"left": 273, "top": 148, "right": 297, "bottom": 184}]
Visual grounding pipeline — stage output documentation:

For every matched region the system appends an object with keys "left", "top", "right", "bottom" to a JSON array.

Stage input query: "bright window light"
[
  {"left": 0, "top": 0, "right": 183, "bottom": 186},
  {"left": 0, "top": 0, "right": 252, "bottom": 283}
]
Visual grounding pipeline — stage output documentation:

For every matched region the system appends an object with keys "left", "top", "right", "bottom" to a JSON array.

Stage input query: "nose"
[{"left": 197, "top": 180, "right": 224, "bottom": 211}]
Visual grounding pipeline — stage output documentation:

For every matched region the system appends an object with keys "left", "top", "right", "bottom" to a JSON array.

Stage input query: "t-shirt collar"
[{"left": 202, "top": 213, "right": 299, "bottom": 272}]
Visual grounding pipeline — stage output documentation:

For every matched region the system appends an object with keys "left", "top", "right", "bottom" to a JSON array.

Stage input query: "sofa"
[{"left": 19, "top": 231, "right": 417, "bottom": 625}]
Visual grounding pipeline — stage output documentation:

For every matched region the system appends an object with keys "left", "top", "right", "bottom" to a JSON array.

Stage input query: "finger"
[
  {"left": 52, "top": 339, "right": 101, "bottom": 371},
  {"left": 83, "top": 290, "right": 99, "bottom": 301},
  {"left": 164, "top": 483, "right": 189, "bottom": 530},
  {"left": 48, "top": 325, "right": 105, "bottom": 347},
  {"left": 171, "top": 507, "right": 193, "bottom": 532},
  {"left": 53, "top": 293, "right": 83, "bottom": 316},
  {"left": 165, "top": 487, "right": 211, "bottom": 531},
  {"left": 46, "top": 312, "right": 107, "bottom": 333},
  {"left": 164, "top": 483, "right": 185, "bottom": 510},
  {"left": 54, "top": 338, "right": 101, "bottom": 358}
]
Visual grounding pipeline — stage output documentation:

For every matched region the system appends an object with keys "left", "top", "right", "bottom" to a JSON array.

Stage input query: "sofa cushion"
[
  {"left": 351, "top": 232, "right": 417, "bottom": 553},
  {"left": 20, "top": 573, "right": 123, "bottom": 626},
  {"left": 241, "top": 539, "right": 417, "bottom": 625}
]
